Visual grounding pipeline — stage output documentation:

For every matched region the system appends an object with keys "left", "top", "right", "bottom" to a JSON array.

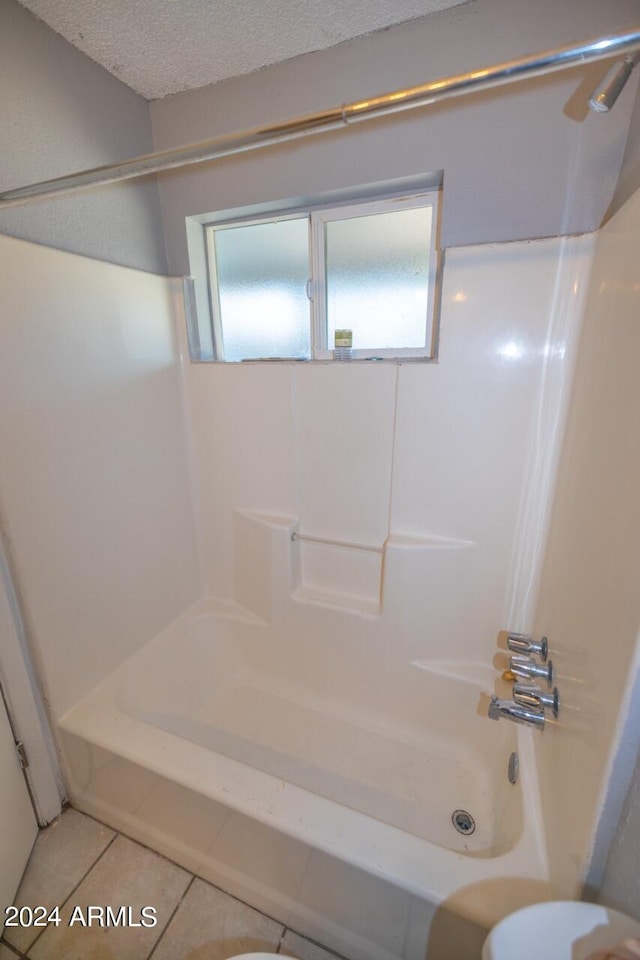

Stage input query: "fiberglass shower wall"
[
  {"left": 0, "top": 235, "right": 200, "bottom": 723},
  {"left": 532, "top": 186, "right": 640, "bottom": 903},
  {"left": 180, "top": 233, "right": 593, "bottom": 661}
]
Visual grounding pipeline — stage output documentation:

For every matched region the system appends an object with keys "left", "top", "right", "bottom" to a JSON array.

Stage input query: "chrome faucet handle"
[
  {"left": 507, "top": 633, "right": 548, "bottom": 662},
  {"left": 513, "top": 682, "right": 559, "bottom": 719},
  {"left": 510, "top": 654, "right": 554, "bottom": 689},
  {"left": 488, "top": 695, "right": 545, "bottom": 729}
]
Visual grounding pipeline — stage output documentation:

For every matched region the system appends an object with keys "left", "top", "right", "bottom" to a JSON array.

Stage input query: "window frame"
[{"left": 201, "top": 187, "right": 441, "bottom": 363}]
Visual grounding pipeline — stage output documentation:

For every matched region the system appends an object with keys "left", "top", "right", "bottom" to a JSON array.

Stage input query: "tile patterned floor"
[{"left": 1, "top": 808, "right": 345, "bottom": 960}]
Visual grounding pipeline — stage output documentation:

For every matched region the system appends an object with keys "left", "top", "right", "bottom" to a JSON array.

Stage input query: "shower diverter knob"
[
  {"left": 509, "top": 654, "right": 554, "bottom": 689},
  {"left": 507, "top": 633, "right": 548, "bottom": 662}
]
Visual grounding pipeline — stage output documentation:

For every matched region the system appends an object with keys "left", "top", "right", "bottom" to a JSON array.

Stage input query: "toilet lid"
[{"left": 482, "top": 901, "right": 640, "bottom": 960}]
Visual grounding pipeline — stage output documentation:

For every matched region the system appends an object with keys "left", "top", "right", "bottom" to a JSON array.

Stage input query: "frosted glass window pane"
[
  {"left": 214, "top": 218, "right": 310, "bottom": 360},
  {"left": 325, "top": 206, "right": 432, "bottom": 350}
]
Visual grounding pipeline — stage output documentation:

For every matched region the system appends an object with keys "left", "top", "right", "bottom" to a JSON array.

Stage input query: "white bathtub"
[{"left": 59, "top": 599, "right": 550, "bottom": 960}]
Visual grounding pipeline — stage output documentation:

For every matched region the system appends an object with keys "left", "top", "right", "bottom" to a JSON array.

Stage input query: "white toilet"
[{"left": 483, "top": 901, "right": 640, "bottom": 960}]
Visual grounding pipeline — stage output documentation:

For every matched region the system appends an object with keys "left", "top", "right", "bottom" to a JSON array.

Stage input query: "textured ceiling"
[{"left": 17, "top": 0, "right": 469, "bottom": 101}]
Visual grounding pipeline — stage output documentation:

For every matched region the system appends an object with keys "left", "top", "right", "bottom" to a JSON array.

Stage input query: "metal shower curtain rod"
[{"left": 1, "top": 25, "right": 640, "bottom": 208}]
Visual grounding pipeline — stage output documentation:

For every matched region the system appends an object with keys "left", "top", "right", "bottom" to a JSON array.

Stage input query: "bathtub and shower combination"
[
  {"left": 59, "top": 518, "right": 551, "bottom": 960},
  {"left": 8, "top": 23, "right": 637, "bottom": 959}
]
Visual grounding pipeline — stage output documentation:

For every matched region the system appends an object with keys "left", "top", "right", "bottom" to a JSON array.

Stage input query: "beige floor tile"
[
  {"left": 4, "top": 808, "right": 115, "bottom": 954},
  {"left": 0, "top": 944, "right": 24, "bottom": 960},
  {"left": 150, "top": 877, "right": 283, "bottom": 960},
  {"left": 29, "top": 834, "right": 191, "bottom": 960},
  {"left": 281, "top": 930, "right": 345, "bottom": 960}
]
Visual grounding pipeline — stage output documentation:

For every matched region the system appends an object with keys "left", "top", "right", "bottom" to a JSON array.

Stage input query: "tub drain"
[{"left": 452, "top": 809, "right": 475, "bottom": 835}]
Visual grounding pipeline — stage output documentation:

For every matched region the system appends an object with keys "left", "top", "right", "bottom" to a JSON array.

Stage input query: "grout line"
[
  {"left": 186, "top": 868, "right": 290, "bottom": 935},
  {"left": 145, "top": 875, "right": 195, "bottom": 960},
  {"left": 68, "top": 809, "right": 343, "bottom": 960},
  {"left": 76, "top": 813, "right": 200, "bottom": 883},
  {"left": 282, "top": 925, "right": 350, "bottom": 960},
  {"left": 8, "top": 820, "right": 117, "bottom": 953},
  {"left": 7, "top": 806, "right": 344, "bottom": 960},
  {"left": 0, "top": 937, "right": 29, "bottom": 958},
  {"left": 99, "top": 810, "right": 290, "bottom": 933}
]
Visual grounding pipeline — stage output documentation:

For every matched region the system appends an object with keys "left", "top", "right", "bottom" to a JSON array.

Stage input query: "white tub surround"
[
  {"left": 0, "top": 235, "right": 200, "bottom": 721},
  {"left": 533, "top": 186, "right": 640, "bottom": 901},
  {"left": 51, "top": 231, "right": 597, "bottom": 960},
  {"left": 184, "top": 234, "right": 595, "bottom": 658},
  {"left": 0, "top": 222, "right": 603, "bottom": 958}
]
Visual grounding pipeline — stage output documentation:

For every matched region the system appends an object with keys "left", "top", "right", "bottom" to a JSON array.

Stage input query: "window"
[{"left": 200, "top": 190, "right": 440, "bottom": 361}]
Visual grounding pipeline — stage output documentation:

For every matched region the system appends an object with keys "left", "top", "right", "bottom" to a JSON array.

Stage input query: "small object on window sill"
[{"left": 334, "top": 329, "right": 352, "bottom": 360}]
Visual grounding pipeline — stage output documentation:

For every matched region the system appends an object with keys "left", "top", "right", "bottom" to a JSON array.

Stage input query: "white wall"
[
  {"left": 597, "top": 742, "right": 640, "bottom": 920},
  {"left": 184, "top": 234, "right": 593, "bottom": 670},
  {"left": 0, "top": 234, "right": 200, "bottom": 719},
  {"left": 610, "top": 78, "right": 640, "bottom": 217},
  {"left": 532, "top": 186, "right": 640, "bottom": 899},
  {"left": 0, "top": 0, "right": 166, "bottom": 275},
  {"left": 150, "top": 0, "right": 640, "bottom": 276},
  {"left": 585, "top": 659, "right": 640, "bottom": 910}
]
